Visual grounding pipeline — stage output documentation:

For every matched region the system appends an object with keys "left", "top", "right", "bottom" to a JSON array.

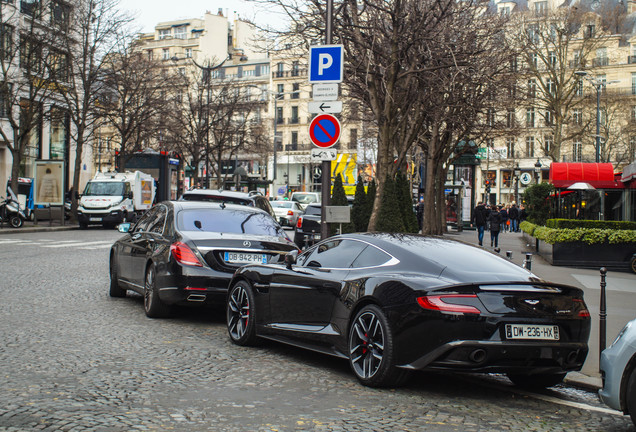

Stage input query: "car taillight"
[
  {"left": 296, "top": 216, "right": 303, "bottom": 229},
  {"left": 287, "top": 210, "right": 294, "bottom": 216},
  {"left": 170, "top": 242, "right": 203, "bottom": 267},
  {"left": 573, "top": 298, "right": 590, "bottom": 318},
  {"left": 417, "top": 294, "right": 481, "bottom": 315}
]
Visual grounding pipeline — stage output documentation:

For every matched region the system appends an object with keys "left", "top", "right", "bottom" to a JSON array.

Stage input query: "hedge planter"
[{"left": 525, "top": 233, "right": 636, "bottom": 272}]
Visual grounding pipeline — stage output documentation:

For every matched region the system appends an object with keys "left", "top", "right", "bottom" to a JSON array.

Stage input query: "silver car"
[
  {"left": 271, "top": 200, "right": 304, "bottom": 227},
  {"left": 599, "top": 318, "right": 636, "bottom": 425}
]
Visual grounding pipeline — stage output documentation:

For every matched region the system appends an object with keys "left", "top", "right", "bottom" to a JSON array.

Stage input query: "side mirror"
[
  {"left": 118, "top": 222, "right": 131, "bottom": 233},
  {"left": 127, "top": 191, "right": 133, "bottom": 199},
  {"left": 284, "top": 250, "right": 298, "bottom": 269}
]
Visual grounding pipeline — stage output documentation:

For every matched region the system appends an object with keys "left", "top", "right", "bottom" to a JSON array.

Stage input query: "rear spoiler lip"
[{"left": 431, "top": 280, "right": 584, "bottom": 295}]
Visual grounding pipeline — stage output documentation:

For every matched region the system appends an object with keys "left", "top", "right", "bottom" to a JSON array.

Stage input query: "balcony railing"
[
  {"left": 592, "top": 57, "right": 609, "bottom": 67},
  {"left": 272, "top": 69, "right": 308, "bottom": 79}
]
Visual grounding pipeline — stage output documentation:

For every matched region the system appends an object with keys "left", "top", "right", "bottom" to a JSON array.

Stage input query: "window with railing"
[
  {"left": 545, "top": 110, "right": 553, "bottom": 126},
  {"left": 174, "top": 25, "right": 186, "bottom": 39},
  {"left": 21, "top": 0, "right": 40, "bottom": 17},
  {"left": 547, "top": 79, "right": 556, "bottom": 95},
  {"left": 276, "top": 107, "right": 283, "bottom": 124},
  {"left": 0, "top": 24, "right": 12, "bottom": 61},
  {"left": 291, "top": 131, "right": 298, "bottom": 149},
  {"left": 486, "top": 108, "right": 495, "bottom": 126},
  {"left": 277, "top": 84, "right": 284, "bottom": 99},
  {"left": 572, "top": 109, "right": 582, "bottom": 125},
  {"left": 573, "top": 141, "right": 582, "bottom": 162},
  {"left": 290, "top": 106, "right": 299, "bottom": 124},
  {"left": 506, "top": 109, "right": 515, "bottom": 128},
  {"left": 291, "top": 83, "right": 300, "bottom": 99},
  {"left": 185, "top": 48, "right": 192, "bottom": 58},
  {"left": 632, "top": 73, "right": 636, "bottom": 95},
  {"left": 0, "top": 84, "right": 10, "bottom": 118},
  {"left": 276, "top": 62, "right": 284, "bottom": 78},
  {"left": 50, "top": 0, "right": 70, "bottom": 30},
  {"left": 349, "top": 128, "right": 357, "bottom": 149},
  {"left": 20, "top": 36, "right": 41, "bottom": 72},
  {"left": 527, "top": 79, "right": 536, "bottom": 98},
  {"left": 506, "top": 138, "right": 515, "bottom": 158},
  {"left": 534, "top": 1, "right": 547, "bottom": 15},
  {"left": 526, "top": 136, "right": 535, "bottom": 157},
  {"left": 544, "top": 135, "right": 553, "bottom": 155},
  {"left": 291, "top": 61, "right": 299, "bottom": 77},
  {"left": 526, "top": 107, "right": 535, "bottom": 127},
  {"left": 548, "top": 51, "right": 557, "bottom": 67}
]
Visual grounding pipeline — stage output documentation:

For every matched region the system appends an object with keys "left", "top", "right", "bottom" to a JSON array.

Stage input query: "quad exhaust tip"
[{"left": 469, "top": 348, "right": 487, "bottom": 363}]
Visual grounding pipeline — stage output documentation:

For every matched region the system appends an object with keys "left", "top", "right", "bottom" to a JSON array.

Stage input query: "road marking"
[
  {"left": 572, "top": 274, "right": 636, "bottom": 294},
  {"left": 78, "top": 244, "right": 112, "bottom": 250},
  {"left": 41, "top": 240, "right": 113, "bottom": 248}
]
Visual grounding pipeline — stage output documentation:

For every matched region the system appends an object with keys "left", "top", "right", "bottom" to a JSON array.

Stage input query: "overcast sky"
[{"left": 124, "top": 0, "right": 287, "bottom": 33}]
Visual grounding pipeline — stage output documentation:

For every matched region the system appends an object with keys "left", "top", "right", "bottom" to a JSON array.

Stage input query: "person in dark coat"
[
  {"left": 509, "top": 203, "right": 520, "bottom": 232},
  {"left": 500, "top": 205, "right": 509, "bottom": 232},
  {"left": 416, "top": 197, "right": 425, "bottom": 233},
  {"left": 488, "top": 205, "right": 503, "bottom": 250},
  {"left": 471, "top": 202, "right": 488, "bottom": 246}
]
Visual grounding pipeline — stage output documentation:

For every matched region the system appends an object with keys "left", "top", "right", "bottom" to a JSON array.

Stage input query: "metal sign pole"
[{"left": 321, "top": 0, "right": 334, "bottom": 240}]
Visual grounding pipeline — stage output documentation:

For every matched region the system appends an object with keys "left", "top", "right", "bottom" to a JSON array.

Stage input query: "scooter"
[{"left": 0, "top": 189, "right": 27, "bottom": 228}]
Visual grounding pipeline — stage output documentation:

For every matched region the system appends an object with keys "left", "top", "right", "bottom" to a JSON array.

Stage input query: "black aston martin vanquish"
[
  {"left": 226, "top": 233, "right": 590, "bottom": 388},
  {"left": 109, "top": 201, "right": 297, "bottom": 318}
]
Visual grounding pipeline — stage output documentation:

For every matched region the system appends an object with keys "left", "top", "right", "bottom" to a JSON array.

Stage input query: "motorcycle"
[{"left": 0, "top": 188, "right": 27, "bottom": 228}]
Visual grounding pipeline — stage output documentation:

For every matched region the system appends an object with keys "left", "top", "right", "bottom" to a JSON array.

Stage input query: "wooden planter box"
[{"left": 523, "top": 232, "right": 636, "bottom": 271}]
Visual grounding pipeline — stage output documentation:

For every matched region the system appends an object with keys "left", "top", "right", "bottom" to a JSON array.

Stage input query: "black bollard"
[
  {"left": 523, "top": 253, "right": 532, "bottom": 271},
  {"left": 599, "top": 267, "right": 607, "bottom": 365},
  {"left": 506, "top": 251, "right": 513, "bottom": 260}
]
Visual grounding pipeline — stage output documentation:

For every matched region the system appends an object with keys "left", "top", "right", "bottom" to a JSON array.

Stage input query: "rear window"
[
  {"left": 305, "top": 205, "right": 321, "bottom": 216},
  {"left": 291, "top": 193, "right": 319, "bottom": 204},
  {"left": 181, "top": 193, "right": 252, "bottom": 206},
  {"left": 271, "top": 201, "right": 292, "bottom": 209},
  {"left": 177, "top": 209, "right": 284, "bottom": 236}
]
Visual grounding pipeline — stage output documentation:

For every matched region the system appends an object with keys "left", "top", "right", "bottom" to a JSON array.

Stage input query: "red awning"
[{"left": 549, "top": 163, "right": 619, "bottom": 188}]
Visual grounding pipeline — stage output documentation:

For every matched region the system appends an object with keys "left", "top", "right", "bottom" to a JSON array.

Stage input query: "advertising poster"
[
  {"left": 34, "top": 160, "right": 64, "bottom": 206},
  {"left": 140, "top": 180, "right": 153, "bottom": 206}
]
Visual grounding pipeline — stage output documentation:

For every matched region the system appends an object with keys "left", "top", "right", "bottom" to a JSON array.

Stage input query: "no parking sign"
[{"left": 309, "top": 114, "right": 341, "bottom": 148}]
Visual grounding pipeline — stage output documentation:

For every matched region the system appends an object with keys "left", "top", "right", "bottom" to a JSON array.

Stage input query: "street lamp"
[
  {"left": 513, "top": 163, "right": 521, "bottom": 203},
  {"left": 534, "top": 158, "right": 542, "bottom": 184},
  {"left": 574, "top": 71, "right": 619, "bottom": 163}
]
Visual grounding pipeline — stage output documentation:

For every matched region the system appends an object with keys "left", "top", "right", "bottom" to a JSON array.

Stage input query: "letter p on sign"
[{"left": 309, "top": 45, "right": 343, "bottom": 83}]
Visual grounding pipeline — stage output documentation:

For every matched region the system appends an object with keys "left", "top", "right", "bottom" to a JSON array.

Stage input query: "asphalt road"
[{"left": 0, "top": 228, "right": 634, "bottom": 431}]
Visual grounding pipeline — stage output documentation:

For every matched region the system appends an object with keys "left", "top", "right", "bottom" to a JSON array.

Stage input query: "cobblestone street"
[{"left": 0, "top": 230, "right": 634, "bottom": 431}]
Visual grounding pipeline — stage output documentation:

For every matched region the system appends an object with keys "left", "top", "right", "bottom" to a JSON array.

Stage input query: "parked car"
[
  {"left": 599, "top": 318, "right": 636, "bottom": 425},
  {"left": 109, "top": 201, "right": 297, "bottom": 318},
  {"left": 225, "top": 233, "right": 591, "bottom": 388},
  {"left": 271, "top": 200, "right": 304, "bottom": 227},
  {"left": 290, "top": 192, "right": 320, "bottom": 209},
  {"left": 294, "top": 203, "right": 322, "bottom": 249},
  {"left": 180, "top": 189, "right": 275, "bottom": 219}
]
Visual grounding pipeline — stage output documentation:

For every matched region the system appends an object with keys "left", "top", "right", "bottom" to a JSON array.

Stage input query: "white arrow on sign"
[
  {"left": 308, "top": 101, "right": 342, "bottom": 114},
  {"left": 311, "top": 148, "right": 337, "bottom": 161}
]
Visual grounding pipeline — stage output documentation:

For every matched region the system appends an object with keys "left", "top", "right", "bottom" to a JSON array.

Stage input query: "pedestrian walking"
[
  {"left": 500, "top": 205, "right": 509, "bottom": 233},
  {"left": 471, "top": 202, "right": 488, "bottom": 246},
  {"left": 509, "top": 203, "right": 520, "bottom": 232},
  {"left": 488, "top": 205, "right": 503, "bottom": 250},
  {"left": 416, "top": 197, "right": 425, "bottom": 234}
]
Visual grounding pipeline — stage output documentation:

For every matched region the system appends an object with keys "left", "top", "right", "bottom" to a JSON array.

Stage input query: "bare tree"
[
  {"left": 98, "top": 43, "right": 173, "bottom": 171},
  {"left": 53, "top": 0, "right": 133, "bottom": 216},
  {"left": 1, "top": 3, "right": 58, "bottom": 193}
]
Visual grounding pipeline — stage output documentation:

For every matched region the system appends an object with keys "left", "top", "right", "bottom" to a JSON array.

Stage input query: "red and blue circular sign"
[{"left": 309, "top": 114, "right": 341, "bottom": 148}]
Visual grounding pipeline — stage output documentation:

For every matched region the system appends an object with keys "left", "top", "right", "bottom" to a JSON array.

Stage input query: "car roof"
[
  {"left": 166, "top": 200, "right": 269, "bottom": 215},
  {"left": 181, "top": 189, "right": 259, "bottom": 200}
]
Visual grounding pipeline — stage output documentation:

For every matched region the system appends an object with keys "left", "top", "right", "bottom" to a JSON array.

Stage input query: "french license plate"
[
  {"left": 224, "top": 252, "right": 267, "bottom": 264},
  {"left": 505, "top": 324, "right": 560, "bottom": 340},
  {"left": 89, "top": 217, "right": 102, "bottom": 222}
]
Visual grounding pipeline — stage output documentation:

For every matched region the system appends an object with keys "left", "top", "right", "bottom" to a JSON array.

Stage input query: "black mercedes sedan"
[
  {"left": 226, "top": 233, "right": 591, "bottom": 388},
  {"left": 109, "top": 201, "right": 297, "bottom": 318}
]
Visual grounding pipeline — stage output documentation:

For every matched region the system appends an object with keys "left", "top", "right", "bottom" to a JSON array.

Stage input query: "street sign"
[
  {"left": 311, "top": 148, "right": 337, "bottom": 162},
  {"left": 312, "top": 83, "right": 338, "bottom": 101},
  {"left": 325, "top": 206, "right": 350, "bottom": 223},
  {"left": 308, "top": 101, "right": 342, "bottom": 114},
  {"left": 309, "top": 114, "right": 341, "bottom": 148},
  {"left": 309, "top": 45, "right": 344, "bottom": 83}
]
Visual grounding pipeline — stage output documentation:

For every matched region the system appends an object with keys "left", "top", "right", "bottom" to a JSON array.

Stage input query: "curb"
[
  {"left": 564, "top": 372, "right": 602, "bottom": 392},
  {"left": 0, "top": 225, "right": 78, "bottom": 235}
]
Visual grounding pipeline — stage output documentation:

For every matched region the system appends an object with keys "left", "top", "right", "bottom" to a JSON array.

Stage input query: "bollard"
[
  {"left": 599, "top": 267, "right": 607, "bottom": 365},
  {"left": 506, "top": 251, "right": 513, "bottom": 260},
  {"left": 523, "top": 253, "right": 532, "bottom": 271}
]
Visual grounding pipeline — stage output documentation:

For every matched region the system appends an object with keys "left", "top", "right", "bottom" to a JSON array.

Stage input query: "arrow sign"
[{"left": 308, "top": 101, "right": 342, "bottom": 114}]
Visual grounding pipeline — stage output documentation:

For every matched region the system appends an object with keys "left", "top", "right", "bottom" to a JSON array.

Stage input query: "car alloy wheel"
[
  {"left": 9, "top": 215, "right": 22, "bottom": 228},
  {"left": 348, "top": 305, "right": 409, "bottom": 387},
  {"left": 226, "top": 281, "right": 258, "bottom": 346},
  {"left": 143, "top": 264, "right": 170, "bottom": 318}
]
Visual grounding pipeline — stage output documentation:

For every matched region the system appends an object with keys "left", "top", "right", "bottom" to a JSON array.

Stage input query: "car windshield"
[
  {"left": 84, "top": 182, "right": 125, "bottom": 196},
  {"left": 271, "top": 201, "right": 292, "bottom": 209},
  {"left": 177, "top": 209, "right": 284, "bottom": 236},
  {"left": 292, "top": 193, "right": 318, "bottom": 204}
]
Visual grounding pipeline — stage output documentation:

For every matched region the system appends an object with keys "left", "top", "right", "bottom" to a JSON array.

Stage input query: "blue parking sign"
[{"left": 309, "top": 45, "right": 343, "bottom": 83}]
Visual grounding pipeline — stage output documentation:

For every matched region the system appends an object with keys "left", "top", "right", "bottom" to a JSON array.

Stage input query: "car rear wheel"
[
  {"left": 630, "top": 256, "right": 636, "bottom": 274},
  {"left": 109, "top": 255, "right": 126, "bottom": 297},
  {"left": 626, "top": 368, "right": 636, "bottom": 425},
  {"left": 227, "top": 281, "right": 259, "bottom": 346},
  {"left": 144, "top": 264, "right": 171, "bottom": 318},
  {"left": 507, "top": 372, "right": 566, "bottom": 389},
  {"left": 348, "top": 305, "right": 409, "bottom": 387}
]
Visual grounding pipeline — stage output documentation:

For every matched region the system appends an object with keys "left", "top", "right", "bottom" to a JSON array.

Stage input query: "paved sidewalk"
[{"left": 0, "top": 219, "right": 77, "bottom": 234}]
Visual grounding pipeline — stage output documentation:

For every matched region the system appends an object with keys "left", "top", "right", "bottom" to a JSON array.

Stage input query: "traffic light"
[{"left": 485, "top": 179, "right": 491, "bottom": 194}]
